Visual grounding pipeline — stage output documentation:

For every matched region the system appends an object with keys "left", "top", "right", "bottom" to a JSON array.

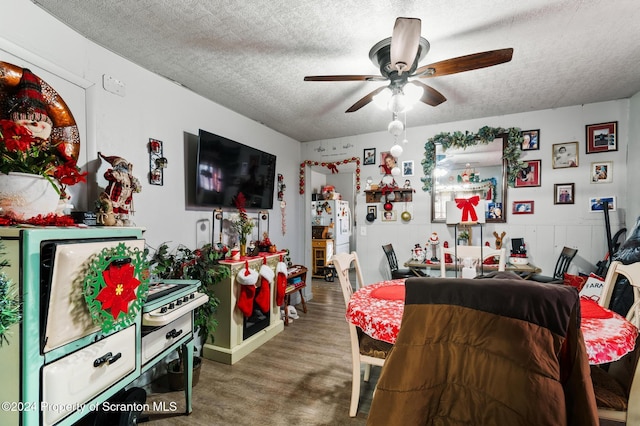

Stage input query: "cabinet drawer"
[
  {"left": 42, "top": 325, "right": 136, "bottom": 425},
  {"left": 312, "top": 240, "right": 326, "bottom": 248},
  {"left": 142, "top": 313, "right": 192, "bottom": 365}
]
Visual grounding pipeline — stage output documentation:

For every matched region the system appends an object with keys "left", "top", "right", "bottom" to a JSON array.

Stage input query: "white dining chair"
[
  {"left": 331, "top": 251, "right": 392, "bottom": 417},
  {"left": 598, "top": 260, "right": 640, "bottom": 327},
  {"left": 439, "top": 245, "right": 506, "bottom": 278}
]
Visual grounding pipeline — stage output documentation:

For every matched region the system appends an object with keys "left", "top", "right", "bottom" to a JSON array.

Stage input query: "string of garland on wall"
[{"left": 420, "top": 126, "right": 524, "bottom": 192}]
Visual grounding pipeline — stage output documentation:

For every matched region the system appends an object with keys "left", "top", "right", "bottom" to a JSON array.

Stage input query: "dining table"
[
  {"left": 404, "top": 259, "right": 542, "bottom": 279},
  {"left": 346, "top": 278, "right": 639, "bottom": 365}
]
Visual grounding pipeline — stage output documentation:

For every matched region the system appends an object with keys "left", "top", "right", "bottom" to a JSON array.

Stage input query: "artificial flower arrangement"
[
  {"left": 231, "top": 192, "right": 255, "bottom": 246},
  {"left": 0, "top": 119, "right": 87, "bottom": 197}
]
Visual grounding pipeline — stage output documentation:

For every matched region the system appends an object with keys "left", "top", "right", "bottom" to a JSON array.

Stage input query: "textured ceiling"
[{"left": 33, "top": 0, "right": 640, "bottom": 142}]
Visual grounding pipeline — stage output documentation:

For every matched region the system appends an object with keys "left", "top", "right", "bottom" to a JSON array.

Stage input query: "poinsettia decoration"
[{"left": 84, "top": 243, "right": 149, "bottom": 333}]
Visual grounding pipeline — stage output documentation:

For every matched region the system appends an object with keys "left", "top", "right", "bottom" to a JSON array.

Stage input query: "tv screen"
[{"left": 195, "top": 129, "right": 276, "bottom": 209}]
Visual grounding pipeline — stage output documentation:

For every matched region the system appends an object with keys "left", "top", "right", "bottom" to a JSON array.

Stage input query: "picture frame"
[
  {"left": 363, "top": 148, "right": 376, "bottom": 165},
  {"left": 402, "top": 160, "right": 414, "bottom": 177},
  {"left": 554, "top": 183, "right": 575, "bottom": 205},
  {"left": 367, "top": 205, "right": 377, "bottom": 219},
  {"left": 552, "top": 142, "right": 579, "bottom": 169},
  {"left": 586, "top": 121, "right": 617, "bottom": 154},
  {"left": 512, "top": 200, "right": 535, "bottom": 214},
  {"left": 514, "top": 160, "right": 541, "bottom": 187},
  {"left": 590, "top": 161, "right": 613, "bottom": 184},
  {"left": 521, "top": 129, "right": 539, "bottom": 151},
  {"left": 381, "top": 209, "right": 396, "bottom": 222},
  {"left": 589, "top": 196, "right": 617, "bottom": 212},
  {"left": 380, "top": 151, "right": 398, "bottom": 175}
]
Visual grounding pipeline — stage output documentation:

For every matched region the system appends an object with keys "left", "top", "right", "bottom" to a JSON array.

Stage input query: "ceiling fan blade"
[
  {"left": 346, "top": 86, "right": 387, "bottom": 113},
  {"left": 414, "top": 48, "right": 514, "bottom": 78},
  {"left": 390, "top": 17, "right": 422, "bottom": 75},
  {"left": 304, "top": 75, "right": 386, "bottom": 82},
  {"left": 409, "top": 81, "right": 447, "bottom": 106}
]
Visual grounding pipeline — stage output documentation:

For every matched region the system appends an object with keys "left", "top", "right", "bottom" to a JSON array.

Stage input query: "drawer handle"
[
  {"left": 166, "top": 329, "right": 183, "bottom": 339},
  {"left": 93, "top": 352, "right": 113, "bottom": 367},
  {"left": 107, "top": 352, "right": 122, "bottom": 365}
]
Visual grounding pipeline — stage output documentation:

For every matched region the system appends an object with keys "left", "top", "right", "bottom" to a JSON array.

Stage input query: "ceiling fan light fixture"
[
  {"left": 388, "top": 119, "right": 404, "bottom": 136},
  {"left": 373, "top": 88, "right": 392, "bottom": 110},
  {"left": 388, "top": 92, "right": 408, "bottom": 113},
  {"left": 404, "top": 83, "right": 424, "bottom": 106}
]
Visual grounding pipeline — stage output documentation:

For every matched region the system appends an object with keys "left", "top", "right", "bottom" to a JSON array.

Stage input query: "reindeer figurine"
[{"left": 493, "top": 231, "right": 507, "bottom": 250}]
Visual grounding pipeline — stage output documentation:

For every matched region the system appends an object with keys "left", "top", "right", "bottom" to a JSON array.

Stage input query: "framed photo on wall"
[
  {"left": 363, "top": 148, "right": 376, "bottom": 165},
  {"left": 554, "top": 183, "right": 575, "bottom": 205},
  {"left": 380, "top": 151, "right": 398, "bottom": 175},
  {"left": 590, "top": 161, "right": 613, "bottom": 183},
  {"left": 402, "top": 160, "right": 414, "bottom": 176},
  {"left": 367, "top": 205, "right": 377, "bottom": 219},
  {"left": 552, "top": 142, "right": 579, "bottom": 169},
  {"left": 521, "top": 129, "right": 539, "bottom": 151},
  {"left": 589, "top": 196, "right": 616, "bottom": 212},
  {"left": 586, "top": 121, "right": 617, "bottom": 154},
  {"left": 514, "top": 160, "right": 541, "bottom": 187},
  {"left": 512, "top": 200, "right": 534, "bottom": 214},
  {"left": 382, "top": 210, "right": 396, "bottom": 221}
]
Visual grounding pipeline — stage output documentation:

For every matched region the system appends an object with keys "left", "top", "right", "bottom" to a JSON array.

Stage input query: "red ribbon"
[
  {"left": 455, "top": 195, "right": 480, "bottom": 222},
  {"left": 327, "top": 163, "right": 339, "bottom": 173}
]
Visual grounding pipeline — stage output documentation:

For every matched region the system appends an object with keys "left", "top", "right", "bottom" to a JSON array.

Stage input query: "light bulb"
[
  {"left": 391, "top": 166, "right": 401, "bottom": 176},
  {"left": 404, "top": 83, "right": 424, "bottom": 106},
  {"left": 372, "top": 89, "right": 392, "bottom": 110},
  {"left": 388, "top": 120, "right": 404, "bottom": 136},
  {"left": 390, "top": 144, "right": 403, "bottom": 158},
  {"left": 388, "top": 93, "right": 407, "bottom": 113}
]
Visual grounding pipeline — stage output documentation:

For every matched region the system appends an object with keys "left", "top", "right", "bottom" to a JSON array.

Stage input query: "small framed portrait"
[
  {"left": 512, "top": 200, "right": 534, "bottom": 214},
  {"left": 586, "top": 121, "right": 617, "bottom": 154},
  {"left": 402, "top": 160, "right": 414, "bottom": 177},
  {"left": 552, "top": 142, "right": 579, "bottom": 169},
  {"left": 363, "top": 148, "right": 376, "bottom": 165},
  {"left": 521, "top": 129, "right": 539, "bottom": 151},
  {"left": 382, "top": 210, "right": 396, "bottom": 221},
  {"left": 591, "top": 161, "right": 613, "bottom": 184},
  {"left": 380, "top": 151, "right": 398, "bottom": 175},
  {"left": 367, "top": 205, "right": 377, "bottom": 219},
  {"left": 589, "top": 196, "right": 617, "bottom": 212},
  {"left": 514, "top": 160, "right": 541, "bottom": 187},
  {"left": 554, "top": 183, "right": 575, "bottom": 205}
]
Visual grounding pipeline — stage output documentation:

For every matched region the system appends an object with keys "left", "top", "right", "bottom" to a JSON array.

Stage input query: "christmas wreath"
[{"left": 84, "top": 243, "right": 149, "bottom": 333}]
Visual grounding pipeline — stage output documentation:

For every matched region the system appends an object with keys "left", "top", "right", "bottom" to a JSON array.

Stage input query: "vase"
[
  {"left": 0, "top": 172, "right": 60, "bottom": 219},
  {"left": 240, "top": 243, "right": 247, "bottom": 257}
]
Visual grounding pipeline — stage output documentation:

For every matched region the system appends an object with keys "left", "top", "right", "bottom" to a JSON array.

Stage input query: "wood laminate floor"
[{"left": 143, "top": 278, "right": 375, "bottom": 425}]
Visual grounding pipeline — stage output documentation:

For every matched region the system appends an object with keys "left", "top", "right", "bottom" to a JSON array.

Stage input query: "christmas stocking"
[
  {"left": 236, "top": 261, "right": 259, "bottom": 317},
  {"left": 255, "top": 261, "right": 274, "bottom": 314},
  {"left": 275, "top": 259, "right": 288, "bottom": 306}
]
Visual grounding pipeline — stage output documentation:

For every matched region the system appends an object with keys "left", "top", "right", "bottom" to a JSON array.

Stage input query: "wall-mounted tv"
[{"left": 195, "top": 129, "right": 276, "bottom": 210}]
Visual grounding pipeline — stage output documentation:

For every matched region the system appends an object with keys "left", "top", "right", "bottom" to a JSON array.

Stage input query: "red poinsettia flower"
[
  {"left": 96, "top": 262, "right": 141, "bottom": 320},
  {"left": 1, "top": 119, "right": 35, "bottom": 151}
]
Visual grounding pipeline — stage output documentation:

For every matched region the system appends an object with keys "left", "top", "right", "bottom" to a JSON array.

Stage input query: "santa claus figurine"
[{"left": 98, "top": 152, "right": 142, "bottom": 226}]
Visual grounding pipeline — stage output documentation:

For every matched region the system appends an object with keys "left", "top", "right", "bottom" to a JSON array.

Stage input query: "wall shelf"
[{"left": 365, "top": 189, "right": 413, "bottom": 203}]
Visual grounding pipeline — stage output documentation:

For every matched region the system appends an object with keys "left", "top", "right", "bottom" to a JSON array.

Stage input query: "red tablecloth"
[{"left": 346, "top": 280, "right": 638, "bottom": 365}]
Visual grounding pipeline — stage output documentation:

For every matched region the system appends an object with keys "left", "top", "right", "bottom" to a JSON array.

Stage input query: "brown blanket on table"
[{"left": 367, "top": 276, "right": 598, "bottom": 426}]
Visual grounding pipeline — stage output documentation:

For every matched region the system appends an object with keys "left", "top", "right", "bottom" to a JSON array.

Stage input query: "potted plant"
[
  {"left": 0, "top": 242, "right": 21, "bottom": 347},
  {"left": 457, "top": 230, "right": 470, "bottom": 246},
  {"left": 146, "top": 242, "right": 230, "bottom": 390}
]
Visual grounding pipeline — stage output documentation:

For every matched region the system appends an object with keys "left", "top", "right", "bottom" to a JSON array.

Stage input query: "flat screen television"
[{"left": 195, "top": 129, "right": 277, "bottom": 209}]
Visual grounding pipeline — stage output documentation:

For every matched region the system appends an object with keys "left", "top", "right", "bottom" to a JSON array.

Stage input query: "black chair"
[
  {"left": 528, "top": 246, "right": 578, "bottom": 283},
  {"left": 382, "top": 244, "right": 425, "bottom": 279}
]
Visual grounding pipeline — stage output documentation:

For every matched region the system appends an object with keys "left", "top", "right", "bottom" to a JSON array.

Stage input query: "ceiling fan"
[{"left": 304, "top": 17, "right": 513, "bottom": 113}]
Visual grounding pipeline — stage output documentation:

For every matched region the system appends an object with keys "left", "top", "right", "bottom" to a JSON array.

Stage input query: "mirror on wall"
[{"left": 431, "top": 135, "right": 507, "bottom": 223}]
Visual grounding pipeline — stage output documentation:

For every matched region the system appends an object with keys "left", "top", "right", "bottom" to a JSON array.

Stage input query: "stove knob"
[
  {"left": 160, "top": 306, "right": 167, "bottom": 313},
  {"left": 169, "top": 302, "right": 175, "bottom": 309},
  {"left": 183, "top": 296, "right": 189, "bottom": 302},
  {"left": 190, "top": 293, "right": 195, "bottom": 299},
  {"left": 176, "top": 299, "right": 182, "bottom": 306}
]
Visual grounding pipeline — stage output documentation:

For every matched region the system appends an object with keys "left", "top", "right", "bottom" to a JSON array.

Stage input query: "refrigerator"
[{"left": 312, "top": 199, "right": 351, "bottom": 254}]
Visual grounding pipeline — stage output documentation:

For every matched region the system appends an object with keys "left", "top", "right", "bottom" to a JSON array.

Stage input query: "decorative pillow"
[
  {"left": 564, "top": 273, "right": 588, "bottom": 291},
  {"left": 579, "top": 273, "right": 606, "bottom": 303}
]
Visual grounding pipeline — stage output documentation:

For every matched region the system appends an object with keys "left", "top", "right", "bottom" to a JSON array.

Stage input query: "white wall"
[
  {"left": 2, "top": 0, "right": 304, "bottom": 264},
  {"left": 303, "top": 101, "right": 630, "bottom": 284},
  {"left": 628, "top": 91, "right": 640, "bottom": 224}
]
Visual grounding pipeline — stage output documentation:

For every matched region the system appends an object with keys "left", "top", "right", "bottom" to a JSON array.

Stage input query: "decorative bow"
[
  {"left": 327, "top": 163, "right": 339, "bottom": 173},
  {"left": 455, "top": 195, "right": 480, "bottom": 223}
]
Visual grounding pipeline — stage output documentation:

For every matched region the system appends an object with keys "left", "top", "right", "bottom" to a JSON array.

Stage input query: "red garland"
[
  {"left": 0, "top": 212, "right": 77, "bottom": 227},
  {"left": 299, "top": 157, "right": 361, "bottom": 195}
]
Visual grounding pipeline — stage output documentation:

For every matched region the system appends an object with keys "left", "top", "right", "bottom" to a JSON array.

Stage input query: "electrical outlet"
[
  {"left": 360, "top": 226, "right": 367, "bottom": 236},
  {"left": 102, "top": 74, "right": 126, "bottom": 97}
]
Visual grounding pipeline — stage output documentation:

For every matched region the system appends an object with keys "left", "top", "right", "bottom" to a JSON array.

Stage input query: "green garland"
[
  {"left": 420, "top": 126, "right": 525, "bottom": 192},
  {"left": 0, "top": 242, "right": 20, "bottom": 347}
]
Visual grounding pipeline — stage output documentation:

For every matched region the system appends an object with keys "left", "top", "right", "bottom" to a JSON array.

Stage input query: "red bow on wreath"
[{"left": 455, "top": 195, "right": 480, "bottom": 223}]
